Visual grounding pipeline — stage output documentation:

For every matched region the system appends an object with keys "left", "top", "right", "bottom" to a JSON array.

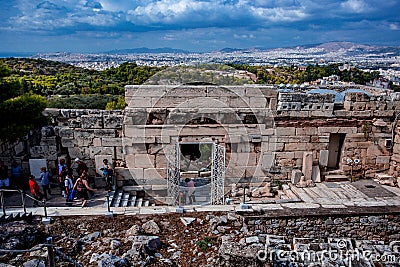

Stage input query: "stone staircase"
[
  {"left": 104, "top": 189, "right": 155, "bottom": 208},
  {"left": 0, "top": 212, "right": 33, "bottom": 223},
  {"left": 323, "top": 169, "right": 349, "bottom": 182}
]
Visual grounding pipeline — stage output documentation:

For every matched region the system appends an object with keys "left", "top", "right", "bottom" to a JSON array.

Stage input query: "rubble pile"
[{"left": 1, "top": 210, "right": 400, "bottom": 266}]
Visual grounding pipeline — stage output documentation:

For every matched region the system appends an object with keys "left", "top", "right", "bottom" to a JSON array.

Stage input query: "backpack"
[{"left": 65, "top": 177, "right": 73, "bottom": 190}]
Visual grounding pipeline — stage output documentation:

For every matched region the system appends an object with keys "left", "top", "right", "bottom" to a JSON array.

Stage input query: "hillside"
[{"left": 0, "top": 58, "right": 161, "bottom": 109}]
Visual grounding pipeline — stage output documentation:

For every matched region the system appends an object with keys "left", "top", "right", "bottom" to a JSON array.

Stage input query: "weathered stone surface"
[
  {"left": 81, "top": 115, "right": 103, "bottom": 129},
  {"left": 126, "top": 225, "right": 144, "bottom": 236},
  {"left": 134, "top": 154, "right": 155, "bottom": 168},
  {"left": 312, "top": 165, "right": 321, "bottom": 182},
  {"left": 319, "top": 150, "right": 329, "bottom": 167},
  {"left": 302, "top": 152, "right": 313, "bottom": 181},
  {"left": 291, "top": 169, "right": 302, "bottom": 184},
  {"left": 29, "top": 146, "right": 57, "bottom": 161},
  {"left": 142, "top": 220, "right": 160, "bottom": 235},
  {"left": 101, "top": 137, "right": 122, "bottom": 147}
]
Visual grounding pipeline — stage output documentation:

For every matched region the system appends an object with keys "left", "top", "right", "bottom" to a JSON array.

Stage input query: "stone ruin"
[{"left": 3, "top": 84, "right": 400, "bottom": 205}]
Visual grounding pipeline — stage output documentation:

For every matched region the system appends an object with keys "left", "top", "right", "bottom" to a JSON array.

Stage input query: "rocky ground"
[
  {"left": 0, "top": 211, "right": 247, "bottom": 267},
  {"left": 2, "top": 209, "right": 400, "bottom": 266}
]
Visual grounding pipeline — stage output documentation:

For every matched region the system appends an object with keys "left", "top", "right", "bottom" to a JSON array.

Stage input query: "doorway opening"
[{"left": 327, "top": 133, "right": 346, "bottom": 169}]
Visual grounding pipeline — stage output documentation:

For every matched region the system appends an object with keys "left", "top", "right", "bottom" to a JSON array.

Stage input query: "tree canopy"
[{"left": 0, "top": 63, "right": 47, "bottom": 141}]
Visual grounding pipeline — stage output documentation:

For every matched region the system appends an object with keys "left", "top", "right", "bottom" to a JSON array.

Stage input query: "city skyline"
[{"left": 1, "top": 0, "right": 400, "bottom": 53}]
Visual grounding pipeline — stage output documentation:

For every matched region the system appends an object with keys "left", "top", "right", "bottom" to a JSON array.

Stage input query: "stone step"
[
  {"left": 104, "top": 191, "right": 115, "bottom": 208},
  {"left": 136, "top": 198, "right": 143, "bottom": 207},
  {"left": 375, "top": 173, "right": 394, "bottom": 180},
  {"left": 0, "top": 212, "right": 33, "bottom": 223},
  {"left": 323, "top": 169, "right": 344, "bottom": 175},
  {"left": 129, "top": 195, "right": 136, "bottom": 207},
  {"left": 113, "top": 191, "right": 123, "bottom": 207},
  {"left": 195, "top": 196, "right": 209, "bottom": 202},
  {"left": 121, "top": 192, "right": 130, "bottom": 207},
  {"left": 325, "top": 175, "right": 349, "bottom": 182}
]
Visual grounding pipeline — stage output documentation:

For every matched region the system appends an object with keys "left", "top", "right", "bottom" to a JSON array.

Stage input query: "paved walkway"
[
  {"left": 290, "top": 180, "right": 400, "bottom": 208},
  {"left": 2, "top": 180, "right": 400, "bottom": 218}
]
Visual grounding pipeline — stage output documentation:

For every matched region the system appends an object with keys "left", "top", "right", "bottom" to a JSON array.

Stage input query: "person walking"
[
  {"left": 101, "top": 159, "right": 113, "bottom": 191},
  {"left": 11, "top": 161, "right": 23, "bottom": 189},
  {"left": 73, "top": 174, "right": 96, "bottom": 208},
  {"left": 74, "top": 158, "right": 88, "bottom": 177},
  {"left": 64, "top": 173, "right": 74, "bottom": 205},
  {"left": 0, "top": 160, "right": 10, "bottom": 189},
  {"left": 57, "top": 158, "right": 68, "bottom": 197},
  {"left": 28, "top": 175, "right": 43, "bottom": 207},
  {"left": 40, "top": 167, "right": 51, "bottom": 200},
  {"left": 185, "top": 178, "right": 196, "bottom": 205}
]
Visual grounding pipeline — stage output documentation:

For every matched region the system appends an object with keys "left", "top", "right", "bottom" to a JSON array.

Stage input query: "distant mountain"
[
  {"left": 219, "top": 47, "right": 246, "bottom": 53},
  {"left": 106, "top": 47, "right": 190, "bottom": 54},
  {"left": 0, "top": 52, "right": 36, "bottom": 58},
  {"left": 217, "top": 42, "right": 390, "bottom": 53},
  {"left": 314, "top": 42, "right": 376, "bottom": 52}
]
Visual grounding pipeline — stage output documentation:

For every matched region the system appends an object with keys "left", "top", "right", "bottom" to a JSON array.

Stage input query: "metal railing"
[
  {"left": 0, "top": 188, "right": 48, "bottom": 217},
  {"left": 0, "top": 236, "right": 83, "bottom": 267}
]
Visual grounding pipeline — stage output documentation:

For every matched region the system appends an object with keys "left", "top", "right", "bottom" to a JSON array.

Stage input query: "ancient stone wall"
[
  {"left": 122, "top": 85, "right": 278, "bottom": 189},
  {"left": 34, "top": 109, "right": 124, "bottom": 176},
  {"left": 245, "top": 213, "right": 400, "bottom": 241},
  {"left": 389, "top": 124, "right": 400, "bottom": 180},
  {"left": 4, "top": 85, "right": 399, "bottom": 190}
]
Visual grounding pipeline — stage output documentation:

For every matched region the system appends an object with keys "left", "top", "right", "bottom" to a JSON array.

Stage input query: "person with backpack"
[
  {"left": 57, "top": 158, "right": 68, "bottom": 197},
  {"left": 73, "top": 173, "right": 96, "bottom": 208},
  {"left": 64, "top": 173, "right": 74, "bottom": 205}
]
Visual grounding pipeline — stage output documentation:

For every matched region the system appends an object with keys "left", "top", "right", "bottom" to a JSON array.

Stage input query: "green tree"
[
  {"left": 105, "top": 96, "right": 127, "bottom": 110},
  {"left": 0, "top": 93, "right": 47, "bottom": 141}
]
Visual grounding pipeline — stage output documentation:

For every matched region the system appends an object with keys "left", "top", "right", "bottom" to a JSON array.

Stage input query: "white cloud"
[
  {"left": 234, "top": 33, "right": 255, "bottom": 39},
  {"left": 340, "top": 0, "right": 371, "bottom": 13},
  {"left": 389, "top": 23, "right": 399, "bottom": 30},
  {"left": 250, "top": 6, "right": 307, "bottom": 22},
  {"left": 127, "top": 0, "right": 214, "bottom": 24}
]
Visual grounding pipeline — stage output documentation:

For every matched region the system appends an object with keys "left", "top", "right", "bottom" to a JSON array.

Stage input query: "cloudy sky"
[{"left": 1, "top": 0, "right": 399, "bottom": 53}]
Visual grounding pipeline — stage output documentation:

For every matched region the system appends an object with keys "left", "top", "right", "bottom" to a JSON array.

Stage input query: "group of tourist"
[
  {"left": 1, "top": 157, "right": 114, "bottom": 208},
  {"left": 0, "top": 160, "right": 23, "bottom": 189},
  {"left": 26, "top": 158, "right": 97, "bottom": 207}
]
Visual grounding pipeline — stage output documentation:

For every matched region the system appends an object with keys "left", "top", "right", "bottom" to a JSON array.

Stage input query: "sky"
[{"left": 1, "top": 0, "right": 400, "bottom": 53}]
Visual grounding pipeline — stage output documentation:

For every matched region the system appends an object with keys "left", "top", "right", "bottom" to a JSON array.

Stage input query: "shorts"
[
  {"left": 76, "top": 189, "right": 89, "bottom": 200},
  {"left": 0, "top": 178, "right": 10, "bottom": 187}
]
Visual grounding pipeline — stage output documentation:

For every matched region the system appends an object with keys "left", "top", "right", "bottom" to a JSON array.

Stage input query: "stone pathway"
[
  {"left": 3, "top": 179, "right": 400, "bottom": 218},
  {"left": 290, "top": 180, "right": 400, "bottom": 207}
]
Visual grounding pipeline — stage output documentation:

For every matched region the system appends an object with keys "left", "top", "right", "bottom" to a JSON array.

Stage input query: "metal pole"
[
  {"left": 350, "top": 164, "right": 353, "bottom": 183},
  {"left": 106, "top": 194, "right": 110, "bottom": 213},
  {"left": 43, "top": 200, "right": 48, "bottom": 218},
  {"left": 46, "top": 237, "right": 56, "bottom": 267},
  {"left": 22, "top": 192, "right": 27, "bottom": 215},
  {"left": 1, "top": 191, "right": 5, "bottom": 216},
  {"left": 243, "top": 186, "right": 246, "bottom": 204}
]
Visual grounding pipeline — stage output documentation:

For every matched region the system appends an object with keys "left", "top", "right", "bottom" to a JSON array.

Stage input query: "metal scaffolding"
[
  {"left": 166, "top": 143, "right": 180, "bottom": 206},
  {"left": 211, "top": 143, "right": 226, "bottom": 205},
  {"left": 166, "top": 142, "right": 226, "bottom": 206}
]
